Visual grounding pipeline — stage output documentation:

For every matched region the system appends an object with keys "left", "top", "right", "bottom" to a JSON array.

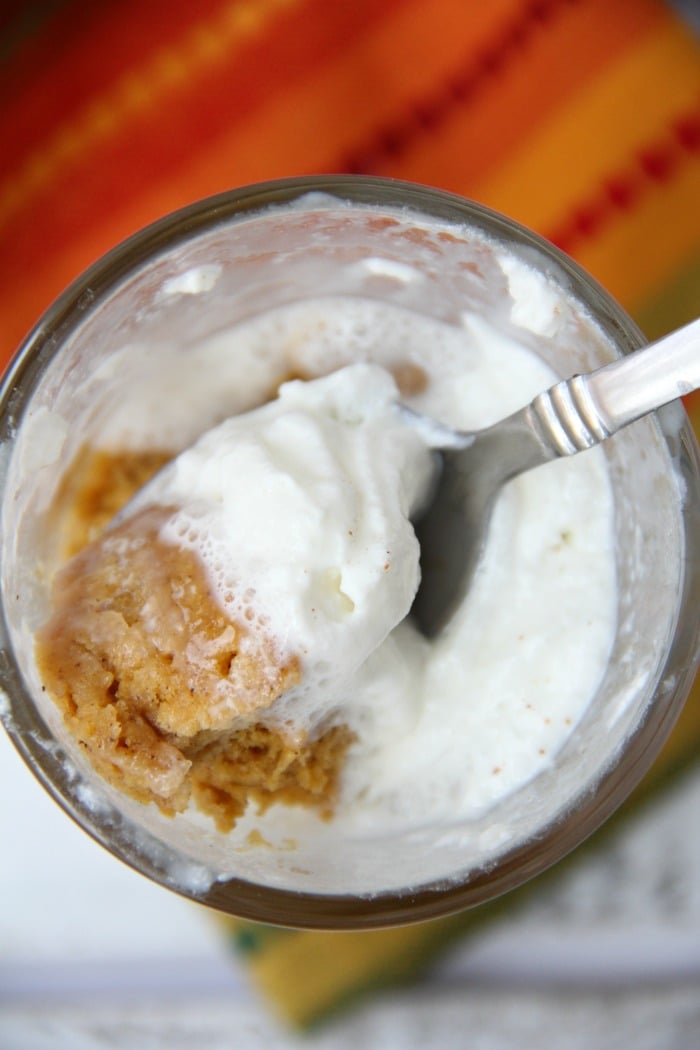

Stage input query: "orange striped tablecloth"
[{"left": 0, "top": 0, "right": 698, "bottom": 1026}]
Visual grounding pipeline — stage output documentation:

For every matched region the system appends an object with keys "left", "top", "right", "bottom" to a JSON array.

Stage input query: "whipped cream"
[
  {"left": 129, "top": 363, "right": 435, "bottom": 730},
  {"left": 118, "top": 297, "right": 617, "bottom": 830},
  {"left": 8, "top": 197, "right": 657, "bottom": 899}
]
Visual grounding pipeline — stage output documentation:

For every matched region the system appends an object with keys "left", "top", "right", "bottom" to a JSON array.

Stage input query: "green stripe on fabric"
[
  {"left": 632, "top": 251, "right": 700, "bottom": 340},
  {"left": 222, "top": 310, "right": 700, "bottom": 1030},
  {"left": 224, "top": 647, "right": 700, "bottom": 1026},
  {"left": 230, "top": 920, "right": 292, "bottom": 957},
  {"left": 223, "top": 704, "right": 700, "bottom": 1028}
]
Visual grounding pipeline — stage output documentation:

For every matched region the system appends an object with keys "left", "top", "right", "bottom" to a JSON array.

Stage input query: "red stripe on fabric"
[
  {"left": 0, "top": 0, "right": 240, "bottom": 174},
  {"left": 0, "top": 0, "right": 55, "bottom": 40},
  {"left": 0, "top": 0, "right": 409, "bottom": 263},
  {"left": 340, "top": 0, "right": 582, "bottom": 173},
  {"left": 547, "top": 106, "right": 700, "bottom": 254}
]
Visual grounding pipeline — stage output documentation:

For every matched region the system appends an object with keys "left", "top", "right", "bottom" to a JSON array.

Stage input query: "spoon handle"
[{"left": 527, "top": 318, "right": 700, "bottom": 457}]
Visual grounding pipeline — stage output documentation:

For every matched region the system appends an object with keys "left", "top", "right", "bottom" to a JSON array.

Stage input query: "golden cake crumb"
[
  {"left": 51, "top": 445, "right": 173, "bottom": 558},
  {"left": 389, "top": 361, "right": 429, "bottom": 397},
  {"left": 36, "top": 448, "right": 353, "bottom": 830}
]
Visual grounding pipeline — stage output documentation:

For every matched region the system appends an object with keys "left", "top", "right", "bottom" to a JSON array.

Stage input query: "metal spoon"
[{"left": 411, "top": 317, "right": 700, "bottom": 638}]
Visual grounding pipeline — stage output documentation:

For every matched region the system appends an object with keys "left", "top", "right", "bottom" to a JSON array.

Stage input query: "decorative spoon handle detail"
[{"left": 526, "top": 317, "right": 700, "bottom": 459}]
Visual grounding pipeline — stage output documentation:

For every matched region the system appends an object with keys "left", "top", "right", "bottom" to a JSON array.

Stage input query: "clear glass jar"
[{"left": 1, "top": 176, "right": 699, "bottom": 929}]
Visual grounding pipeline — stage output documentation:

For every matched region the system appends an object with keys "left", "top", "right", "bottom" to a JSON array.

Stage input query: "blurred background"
[{"left": 1, "top": 1, "right": 699, "bottom": 1046}]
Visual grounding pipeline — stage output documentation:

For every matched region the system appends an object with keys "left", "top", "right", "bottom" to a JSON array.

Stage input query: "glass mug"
[{"left": 1, "top": 176, "right": 699, "bottom": 930}]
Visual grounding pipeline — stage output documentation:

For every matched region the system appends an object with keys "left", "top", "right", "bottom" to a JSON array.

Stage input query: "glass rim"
[{"left": 2, "top": 174, "right": 700, "bottom": 930}]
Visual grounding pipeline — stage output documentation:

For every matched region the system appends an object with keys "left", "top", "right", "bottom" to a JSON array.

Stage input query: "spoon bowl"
[{"left": 411, "top": 317, "right": 700, "bottom": 636}]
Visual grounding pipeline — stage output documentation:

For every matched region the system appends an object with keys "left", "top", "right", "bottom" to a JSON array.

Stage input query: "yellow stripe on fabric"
[
  {"left": 637, "top": 677, "right": 700, "bottom": 798},
  {"left": 238, "top": 681, "right": 700, "bottom": 1030},
  {"left": 151, "top": 0, "right": 522, "bottom": 185},
  {"left": 246, "top": 918, "right": 468, "bottom": 1026},
  {"left": 0, "top": 0, "right": 299, "bottom": 233},
  {"left": 238, "top": 692, "right": 700, "bottom": 1029},
  {"left": 17, "top": 0, "right": 521, "bottom": 245},
  {"left": 362, "top": 0, "right": 668, "bottom": 194},
  {"left": 474, "top": 21, "right": 700, "bottom": 233},
  {"left": 633, "top": 251, "right": 700, "bottom": 339},
  {"left": 574, "top": 155, "right": 700, "bottom": 313}
]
